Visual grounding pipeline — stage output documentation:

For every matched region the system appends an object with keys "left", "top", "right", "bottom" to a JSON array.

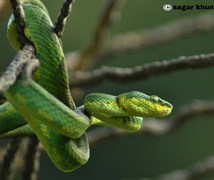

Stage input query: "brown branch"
[
  {"left": 101, "top": 13, "right": 214, "bottom": 59},
  {"left": 69, "top": 53, "right": 214, "bottom": 88},
  {"left": 66, "top": 13, "right": 214, "bottom": 72},
  {"left": 3, "top": 2, "right": 39, "bottom": 180},
  {"left": 22, "top": 137, "right": 40, "bottom": 180},
  {"left": 154, "top": 156, "right": 214, "bottom": 180},
  {"left": 54, "top": 0, "right": 74, "bottom": 38},
  {"left": 73, "top": 0, "right": 125, "bottom": 71},
  {"left": 9, "top": 0, "right": 31, "bottom": 48},
  {"left": 0, "top": 45, "right": 35, "bottom": 93},
  {"left": 0, "top": 138, "right": 22, "bottom": 180},
  {"left": 2, "top": 1, "right": 37, "bottom": 93},
  {"left": 88, "top": 100, "right": 214, "bottom": 145},
  {"left": 0, "top": 45, "right": 38, "bottom": 178}
]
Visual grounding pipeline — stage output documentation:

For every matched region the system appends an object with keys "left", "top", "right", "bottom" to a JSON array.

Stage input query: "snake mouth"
[{"left": 149, "top": 102, "right": 173, "bottom": 118}]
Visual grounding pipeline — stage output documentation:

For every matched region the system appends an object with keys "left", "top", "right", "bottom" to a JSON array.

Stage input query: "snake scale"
[{"left": 0, "top": 0, "right": 173, "bottom": 172}]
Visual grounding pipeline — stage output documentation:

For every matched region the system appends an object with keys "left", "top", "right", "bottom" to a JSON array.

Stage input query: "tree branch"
[
  {"left": 66, "top": 13, "right": 214, "bottom": 72},
  {"left": 88, "top": 100, "right": 214, "bottom": 145},
  {"left": 0, "top": 138, "right": 22, "bottom": 180},
  {"left": 1, "top": 2, "right": 39, "bottom": 180},
  {"left": 0, "top": 45, "right": 35, "bottom": 93},
  {"left": 9, "top": 0, "right": 31, "bottom": 47},
  {"left": 102, "top": 13, "right": 214, "bottom": 59},
  {"left": 69, "top": 53, "right": 214, "bottom": 88},
  {"left": 153, "top": 156, "right": 214, "bottom": 180},
  {"left": 69, "top": 0, "right": 125, "bottom": 71},
  {"left": 2, "top": 1, "right": 37, "bottom": 93},
  {"left": 4, "top": 2, "right": 214, "bottom": 180},
  {"left": 54, "top": 0, "right": 74, "bottom": 38},
  {"left": 22, "top": 137, "right": 40, "bottom": 180}
]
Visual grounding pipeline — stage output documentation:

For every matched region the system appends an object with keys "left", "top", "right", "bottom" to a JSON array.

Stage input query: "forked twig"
[
  {"left": 73, "top": 0, "right": 125, "bottom": 71},
  {"left": 66, "top": 13, "right": 214, "bottom": 71}
]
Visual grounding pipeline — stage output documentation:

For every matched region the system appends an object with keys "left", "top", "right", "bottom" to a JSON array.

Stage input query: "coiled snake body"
[{"left": 0, "top": 0, "right": 173, "bottom": 172}]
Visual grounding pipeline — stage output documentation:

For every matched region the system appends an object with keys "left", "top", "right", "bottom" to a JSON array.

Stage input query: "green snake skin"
[
  {"left": 5, "top": 0, "right": 89, "bottom": 172},
  {"left": 0, "top": 0, "right": 173, "bottom": 172}
]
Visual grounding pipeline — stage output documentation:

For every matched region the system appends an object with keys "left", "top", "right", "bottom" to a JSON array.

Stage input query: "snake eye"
[{"left": 151, "top": 95, "right": 159, "bottom": 102}]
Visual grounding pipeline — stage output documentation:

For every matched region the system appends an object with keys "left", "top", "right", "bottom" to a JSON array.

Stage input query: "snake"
[{"left": 0, "top": 0, "right": 173, "bottom": 172}]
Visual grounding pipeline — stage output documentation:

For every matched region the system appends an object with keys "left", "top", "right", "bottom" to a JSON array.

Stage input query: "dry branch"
[
  {"left": 154, "top": 156, "right": 214, "bottom": 180},
  {"left": 102, "top": 13, "right": 214, "bottom": 59},
  {"left": 70, "top": 53, "right": 214, "bottom": 88},
  {"left": 66, "top": 13, "right": 214, "bottom": 71},
  {"left": 0, "top": 45, "right": 35, "bottom": 92},
  {"left": 22, "top": 137, "right": 40, "bottom": 180},
  {"left": 54, "top": 0, "right": 74, "bottom": 38},
  {"left": 1, "top": 1, "right": 38, "bottom": 180},
  {"left": 0, "top": 138, "right": 22, "bottom": 180},
  {"left": 69, "top": 0, "right": 125, "bottom": 71},
  {"left": 9, "top": 0, "right": 31, "bottom": 47},
  {"left": 3, "top": 1, "right": 214, "bottom": 180}
]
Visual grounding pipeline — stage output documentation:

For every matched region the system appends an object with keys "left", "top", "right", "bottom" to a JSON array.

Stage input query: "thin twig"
[
  {"left": 102, "top": 13, "right": 214, "bottom": 59},
  {"left": 0, "top": 45, "right": 35, "bottom": 92},
  {"left": 154, "top": 156, "right": 214, "bottom": 180},
  {"left": 4, "top": 2, "right": 36, "bottom": 92},
  {"left": 74, "top": 0, "right": 125, "bottom": 71},
  {"left": 22, "top": 137, "right": 40, "bottom": 180},
  {"left": 54, "top": 0, "right": 73, "bottom": 38},
  {"left": 66, "top": 13, "right": 214, "bottom": 71},
  {"left": 0, "top": 138, "right": 22, "bottom": 180},
  {"left": 9, "top": 0, "right": 31, "bottom": 47},
  {"left": 69, "top": 53, "right": 214, "bottom": 88},
  {"left": 88, "top": 100, "right": 214, "bottom": 145}
]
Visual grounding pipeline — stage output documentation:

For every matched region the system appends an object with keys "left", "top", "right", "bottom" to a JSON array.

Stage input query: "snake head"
[{"left": 118, "top": 91, "right": 173, "bottom": 118}]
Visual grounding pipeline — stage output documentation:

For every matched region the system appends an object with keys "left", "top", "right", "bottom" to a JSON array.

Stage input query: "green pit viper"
[{"left": 0, "top": 0, "right": 173, "bottom": 172}]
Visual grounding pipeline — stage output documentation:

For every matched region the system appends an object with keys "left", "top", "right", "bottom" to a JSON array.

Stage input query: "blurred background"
[{"left": 1, "top": 0, "right": 214, "bottom": 179}]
